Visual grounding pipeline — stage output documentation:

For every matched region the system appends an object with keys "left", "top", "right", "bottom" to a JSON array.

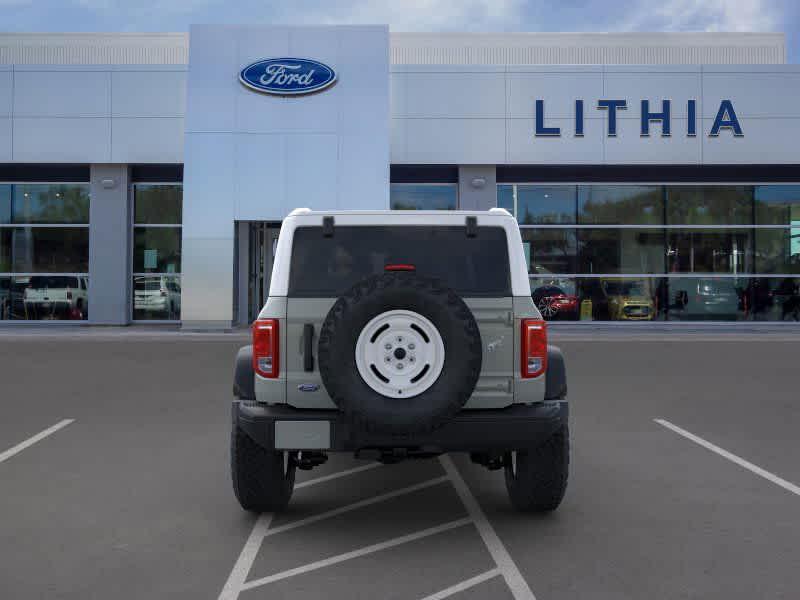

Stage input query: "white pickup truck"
[{"left": 23, "top": 275, "right": 88, "bottom": 320}]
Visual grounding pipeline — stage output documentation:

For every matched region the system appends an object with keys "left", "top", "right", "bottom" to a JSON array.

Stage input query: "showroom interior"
[
  {"left": 2, "top": 163, "right": 798, "bottom": 324},
  {"left": 0, "top": 29, "right": 798, "bottom": 325}
]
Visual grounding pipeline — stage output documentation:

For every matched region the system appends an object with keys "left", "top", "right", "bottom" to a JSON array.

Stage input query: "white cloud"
[
  {"left": 622, "top": 0, "right": 780, "bottom": 32},
  {"left": 283, "top": 0, "right": 523, "bottom": 31}
]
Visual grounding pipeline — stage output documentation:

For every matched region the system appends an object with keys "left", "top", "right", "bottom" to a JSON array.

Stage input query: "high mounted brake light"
[
  {"left": 252, "top": 319, "right": 279, "bottom": 378},
  {"left": 384, "top": 264, "right": 416, "bottom": 271},
  {"left": 521, "top": 319, "right": 547, "bottom": 378}
]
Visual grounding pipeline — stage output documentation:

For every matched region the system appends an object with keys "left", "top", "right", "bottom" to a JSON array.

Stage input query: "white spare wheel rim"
[{"left": 355, "top": 309, "right": 445, "bottom": 398}]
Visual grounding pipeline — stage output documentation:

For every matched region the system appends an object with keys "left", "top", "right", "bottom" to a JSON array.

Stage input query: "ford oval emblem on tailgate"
[
  {"left": 298, "top": 383, "right": 320, "bottom": 392},
  {"left": 239, "top": 58, "right": 337, "bottom": 96}
]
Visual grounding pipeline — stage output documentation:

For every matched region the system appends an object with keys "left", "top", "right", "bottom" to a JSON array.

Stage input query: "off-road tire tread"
[
  {"left": 231, "top": 424, "right": 295, "bottom": 512},
  {"left": 505, "top": 425, "right": 569, "bottom": 512}
]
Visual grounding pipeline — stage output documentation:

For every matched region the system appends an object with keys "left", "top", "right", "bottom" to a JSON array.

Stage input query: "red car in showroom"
[{"left": 532, "top": 284, "right": 578, "bottom": 320}]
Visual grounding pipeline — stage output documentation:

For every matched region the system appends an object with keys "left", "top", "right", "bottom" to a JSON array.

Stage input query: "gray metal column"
[
  {"left": 458, "top": 166, "right": 497, "bottom": 211},
  {"left": 88, "top": 164, "right": 130, "bottom": 325}
]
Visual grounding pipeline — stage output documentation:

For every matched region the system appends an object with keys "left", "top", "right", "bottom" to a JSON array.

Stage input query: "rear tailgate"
[
  {"left": 283, "top": 297, "right": 515, "bottom": 409},
  {"left": 25, "top": 288, "right": 68, "bottom": 303},
  {"left": 282, "top": 224, "right": 515, "bottom": 410}
]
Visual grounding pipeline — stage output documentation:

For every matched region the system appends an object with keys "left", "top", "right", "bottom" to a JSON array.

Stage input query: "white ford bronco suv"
[{"left": 232, "top": 209, "right": 569, "bottom": 512}]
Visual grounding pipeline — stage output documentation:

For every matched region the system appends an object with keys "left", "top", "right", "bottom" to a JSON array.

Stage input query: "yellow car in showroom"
[{"left": 599, "top": 278, "right": 655, "bottom": 321}]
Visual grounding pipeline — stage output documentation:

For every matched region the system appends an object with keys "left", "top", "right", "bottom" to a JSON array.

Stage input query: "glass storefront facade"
[
  {"left": 390, "top": 183, "right": 458, "bottom": 210},
  {"left": 132, "top": 184, "right": 182, "bottom": 321},
  {"left": 0, "top": 184, "right": 90, "bottom": 321},
  {"left": 499, "top": 184, "right": 800, "bottom": 322}
]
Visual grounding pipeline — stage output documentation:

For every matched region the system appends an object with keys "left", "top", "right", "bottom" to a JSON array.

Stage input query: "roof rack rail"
[{"left": 288, "top": 207, "right": 312, "bottom": 216}]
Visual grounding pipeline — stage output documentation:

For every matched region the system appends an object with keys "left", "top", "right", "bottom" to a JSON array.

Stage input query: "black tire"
[
  {"left": 318, "top": 272, "right": 482, "bottom": 435},
  {"left": 504, "top": 425, "right": 569, "bottom": 512},
  {"left": 231, "top": 424, "right": 295, "bottom": 512}
]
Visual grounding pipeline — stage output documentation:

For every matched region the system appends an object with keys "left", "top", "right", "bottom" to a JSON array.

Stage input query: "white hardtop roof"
[{"left": 270, "top": 206, "right": 531, "bottom": 297}]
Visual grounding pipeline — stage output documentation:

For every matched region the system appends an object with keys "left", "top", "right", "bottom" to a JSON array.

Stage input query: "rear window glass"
[
  {"left": 29, "top": 276, "right": 79, "bottom": 288},
  {"left": 288, "top": 226, "right": 511, "bottom": 297}
]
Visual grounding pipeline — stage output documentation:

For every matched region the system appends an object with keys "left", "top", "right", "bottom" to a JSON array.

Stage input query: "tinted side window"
[{"left": 288, "top": 226, "right": 511, "bottom": 297}]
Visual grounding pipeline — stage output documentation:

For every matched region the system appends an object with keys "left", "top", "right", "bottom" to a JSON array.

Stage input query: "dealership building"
[{"left": 0, "top": 27, "right": 799, "bottom": 327}]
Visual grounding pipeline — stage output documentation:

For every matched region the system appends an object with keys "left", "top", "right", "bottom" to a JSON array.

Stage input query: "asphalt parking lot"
[{"left": 1, "top": 329, "right": 799, "bottom": 599}]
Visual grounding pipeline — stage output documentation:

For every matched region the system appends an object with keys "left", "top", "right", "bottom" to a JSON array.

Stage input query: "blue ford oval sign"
[{"left": 239, "top": 58, "right": 337, "bottom": 96}]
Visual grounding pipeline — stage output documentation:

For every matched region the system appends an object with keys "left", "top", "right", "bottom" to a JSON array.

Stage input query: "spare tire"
[{"left": 318, "top": 272, "right": 482, "bottom": 435}]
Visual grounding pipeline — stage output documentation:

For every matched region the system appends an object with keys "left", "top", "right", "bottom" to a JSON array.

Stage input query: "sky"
[{"left": 0, "top": 0, "right": 797, "bottom": 62}]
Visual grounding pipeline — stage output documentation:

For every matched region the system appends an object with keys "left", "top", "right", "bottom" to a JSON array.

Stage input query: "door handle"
[{"left": 303, "top": 324, "right": 314, "bottom": 372}]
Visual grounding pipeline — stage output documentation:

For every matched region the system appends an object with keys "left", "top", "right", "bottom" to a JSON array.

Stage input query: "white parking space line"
[
  {"left": 418, "top": 569, "right": 501, "bottom": 600},
  {"left": 0, "top": 419, "right": 75, "bottom": 465},
  {"left": 217, "top": 475, "right": 450, "bottom": 600},
  {"left": 295, "top": 462, "right": 382, "bottom": 489},
  {"left": 265, "top": 476, "right": 449, "bottom": 537},
  {"left": 218, "top": 513, "right": 274, "bottom": 600},
  {"left": 439, "top": 455, "right": 537, "bottom": 600},
  {"left": 240, "top": 517, "right": 473, "bottom": 592},
  {"left": 655, "top": 418, "right": 800, "bottom": 497}
]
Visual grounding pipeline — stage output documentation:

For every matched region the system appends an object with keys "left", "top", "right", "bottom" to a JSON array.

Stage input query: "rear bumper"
[{"left": 234, "top": 400, "right": 568, "bottom": 453}]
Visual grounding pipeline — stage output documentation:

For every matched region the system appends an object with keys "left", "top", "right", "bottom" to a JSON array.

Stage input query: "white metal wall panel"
[
  {"left": 181, "top": 24, "right": 389, "bottom": 326},
  {"left": 184, "top": 28, "right": 237, "bottom": 134},
  {"left": 0, "top": 118, "right": 10, "bottom": 160},
  {"left": 390, "top": 117, "right": 406, "bottom": 162},
  {"left": 401, "top": 70, "right": 505, "bottom": 118},
  {"left": 286, "top": 134, "right": 339, "bottom": 210},
  {"left": 0, "top": 64, "right": 187, "bottom": 162},
  {"left": 506, "top": 69, "right": 603, "bottom": 119},
  {"left": 506, "top": 116, "right": 604, "bottom": 164},
  {"left": 702, "top": 118, "right": 798, "bottom": 164},
  {"left": 234, "top": 134, "right": 286, "bottom": 221},
  {"left": 338, "top": 133, "right": 391, "bottom": 210},
  {"left": 180, "top": 237, "right": 236, "bottom": 326},
  {"left": 0, "top": 68, "right": 11, "bottom": 117},
  {"left": 404, "top": 117, "right": 505, "bottom": 163},
  {"left": 182, "top": 132, "right": 235, "bottom": 238},
  {"left": 391, "top": 63, "right": 800, "bottom": 165},
  {"left": 13, "top": 117, "right": 111, "bottom": 162},
  {"left": 111, "top": 70, "right": 186, "bottom": 116},
  {"left": 111, "top": 117, "right": 183, "bottom": 163},
  {"left": 701, "top": 69, "right": 800, "bottom": 118},
  {"left": 13, "top": 70, "right": 110, "bottom": 117},
  {"left": 606, "top": 118, "right": 702, "bottom": 164},
  {"left": 603, "top": 67, "right": 702, "bottom": 119}
]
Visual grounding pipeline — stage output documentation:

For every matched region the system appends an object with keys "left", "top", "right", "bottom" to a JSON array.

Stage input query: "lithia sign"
[{"left": 535, "top": 99, "right": 743, "bottom": 138}]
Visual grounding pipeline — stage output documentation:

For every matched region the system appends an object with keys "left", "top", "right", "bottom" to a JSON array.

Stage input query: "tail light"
[
  {"left": 385, "top": 264, "right": 416, "bottom": 271},
  {"left": 521, "top": 319, "right": 547, "bottom": 378},
  {"left": 252, "top": 319, "right": 279, "bottom": 378}
]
